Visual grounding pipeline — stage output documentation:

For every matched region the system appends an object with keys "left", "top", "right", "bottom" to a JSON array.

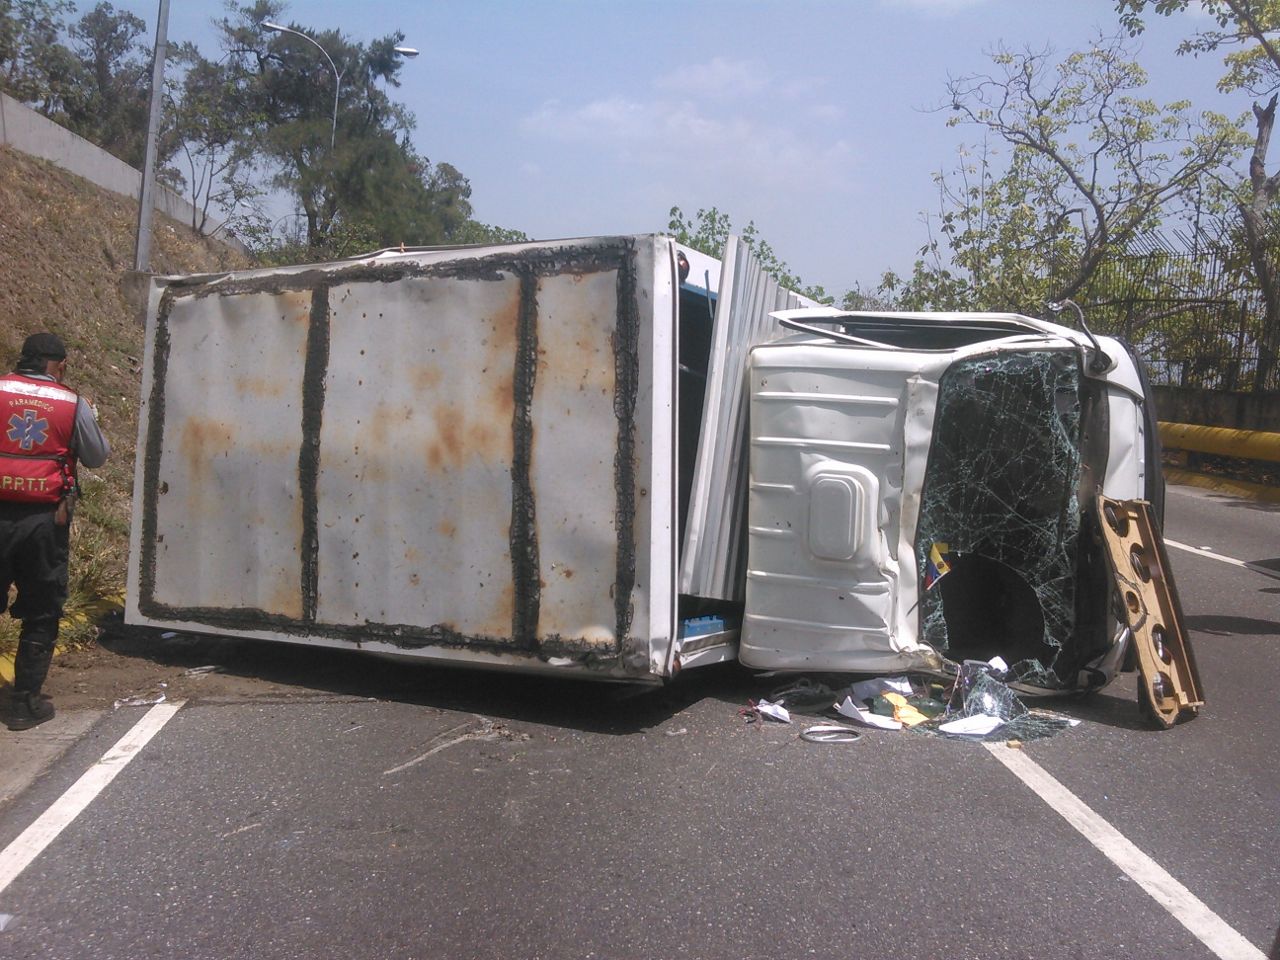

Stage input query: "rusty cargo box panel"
[{"left": 127, "top": 236, "right": 676, "bottom": 680}]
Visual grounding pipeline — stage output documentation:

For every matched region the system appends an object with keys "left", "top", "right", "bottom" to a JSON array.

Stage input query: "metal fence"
[{"left": 1061, "top": 234, "right": 1280, "bottom": 393}]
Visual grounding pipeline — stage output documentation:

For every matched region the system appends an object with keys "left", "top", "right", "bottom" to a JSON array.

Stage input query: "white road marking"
[
  {"left": 1164, "top": 538, "right": 1280, "bottom": 580},
  {"left": 985, "top": 743, "right": 1265, "bottom": 960},
  {"left": 0, "top": 701, "right": 184, "bottom": 896}
]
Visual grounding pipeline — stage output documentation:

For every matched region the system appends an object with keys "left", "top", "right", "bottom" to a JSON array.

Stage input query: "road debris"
[
  {"left": 382, "top": 718, "right": 528, "bottom": 776},
  {"left": 754, "top": 698, "right": 791, "bottom": 723},
  {"left": 738, "top": 698, "right": 791, "bottom": 724},
  {"left": 800, "top": 724, "right": 862, "bottom": 744},
  {"left": 835, "top": 695, "right": 902, "bottom": 730},
  {"left": 113, "top": 693, "right": 166, "bottom": 710},
  {"left": 881, "top": 692, "right": 931, "bottom": 728},
  {"left": 938, "top": 714, "right": 1005, "bottom": 737},
  {"left": 768, "top": 678, "right": 841, "bottom": 711}
]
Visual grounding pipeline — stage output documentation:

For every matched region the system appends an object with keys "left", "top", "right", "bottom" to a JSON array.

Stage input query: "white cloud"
[
  {"left": 807, "top": 103, "right": 846, "bottom": 123},
  {"left": 655, "top": 57, "right": 769, "bottom": 98},
  {"left": 520, "top": 95, "right": 856, "bottom": 195},
  {"left": 879, "top": 0, "right": 992, "bottom": 12}
]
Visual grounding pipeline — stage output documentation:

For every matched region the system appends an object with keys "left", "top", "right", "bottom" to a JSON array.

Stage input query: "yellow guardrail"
[{"left": 1158, "top": 421, "right": 1280, "bottom": 464}]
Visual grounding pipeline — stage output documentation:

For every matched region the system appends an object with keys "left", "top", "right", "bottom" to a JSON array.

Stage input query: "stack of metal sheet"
[{"left": 679, "top": 237, "right": 815, "bottom": 600}]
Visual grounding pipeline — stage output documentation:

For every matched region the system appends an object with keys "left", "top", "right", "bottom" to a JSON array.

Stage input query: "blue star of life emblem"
[{"left": 7, "top": 409, "right": 49, "bottom": 451}]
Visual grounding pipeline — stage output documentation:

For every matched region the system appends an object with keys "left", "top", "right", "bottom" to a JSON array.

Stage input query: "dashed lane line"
[
  {"left": 985, "top": 743, "right": 1266, "bottom": 960},
  {"left": 0, "top": 701, "right": 185, "bottom": 896}
]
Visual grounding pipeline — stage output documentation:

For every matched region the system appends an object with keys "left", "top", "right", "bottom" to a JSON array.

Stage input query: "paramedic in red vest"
[{"left": 1, "top": 333, "right": 109, "bottom": 730}]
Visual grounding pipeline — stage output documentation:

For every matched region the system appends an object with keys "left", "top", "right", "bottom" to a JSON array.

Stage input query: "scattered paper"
[
  {"left": 0, "top": 914, "right": 13, "bottom": 932},
  {"left": 882, "top": 692, "right": 929, "bottom": 727},
  {"left": 160, "top": 632, "right": 178, "bottom": 639},
  {"left": 938, "top": 714, "right": 1005, "bottom": 737},
  {"left": 835, "top": 696, "right": 902, "bottom": 731},
  {"left": 850, "top": 676, "right": 913, "bottom": 703},
  {"left": 183, "top": 665, "right": 221, "bottom": 676},
  {"left": 987, "top": 656, "right": 1009, "bottom": 674},
  {"left": 754, "top": 698, "right": 791, "bottom": 723}
]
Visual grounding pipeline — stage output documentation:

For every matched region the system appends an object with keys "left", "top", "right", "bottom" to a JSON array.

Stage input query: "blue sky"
[{"left": 113, "top": 0, "right": 1244, "bottom": 295}]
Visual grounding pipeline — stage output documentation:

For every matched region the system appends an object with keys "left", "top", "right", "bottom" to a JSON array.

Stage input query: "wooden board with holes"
[{"left": 1096, "top": 495, "right": 1204, "bottom": 729}]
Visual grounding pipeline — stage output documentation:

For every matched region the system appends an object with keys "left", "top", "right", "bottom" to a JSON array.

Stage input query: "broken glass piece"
[
  {"left": 914, "top": 350, "right": 1084, "bottom": 687},
  {"left": 917, "top": 671, "right": 1079, "bottom": 742}
]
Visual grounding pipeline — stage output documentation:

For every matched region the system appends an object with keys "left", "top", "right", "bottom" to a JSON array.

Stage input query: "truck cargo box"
[{"left": 126, "top": 235, "right": 808, "bottom": 681}]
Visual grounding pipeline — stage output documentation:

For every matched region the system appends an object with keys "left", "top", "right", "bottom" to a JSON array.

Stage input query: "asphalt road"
[{"left": 0, "top": 481, "right": 1277, "bottom": 960}]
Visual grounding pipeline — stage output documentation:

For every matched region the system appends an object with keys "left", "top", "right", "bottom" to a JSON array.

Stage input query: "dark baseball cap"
[{"left": 19, "top": 332, "right": 67, "bottom": 362}]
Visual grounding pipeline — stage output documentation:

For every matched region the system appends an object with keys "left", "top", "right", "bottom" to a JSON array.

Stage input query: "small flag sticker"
[{"left": 924, "top": 542, "right": 952, "bottom": 590}]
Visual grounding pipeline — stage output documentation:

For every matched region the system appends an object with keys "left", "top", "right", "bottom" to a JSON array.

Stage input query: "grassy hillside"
[{"left": 0, "top": 146, "right": 250, "bottom": 653}]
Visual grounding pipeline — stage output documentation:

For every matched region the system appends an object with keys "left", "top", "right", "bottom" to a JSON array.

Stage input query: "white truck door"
[{"left": 740, "top": 341, "right": 946, "bottom": 673}]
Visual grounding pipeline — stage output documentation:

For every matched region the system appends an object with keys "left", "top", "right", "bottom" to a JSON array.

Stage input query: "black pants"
[{"left": 0, "top": 502, "right": 69, "bottom": 696}]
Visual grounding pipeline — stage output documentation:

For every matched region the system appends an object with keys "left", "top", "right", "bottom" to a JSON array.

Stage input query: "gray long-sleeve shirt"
[{"left": 23, "top": 373, "right": 111, "bottom": 468}]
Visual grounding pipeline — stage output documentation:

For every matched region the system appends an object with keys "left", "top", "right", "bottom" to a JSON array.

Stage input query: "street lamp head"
[
  {"left": 393, "top": 45, "right": 419, "bottom": 58},
  {"left": 261, "top": 20, "right": 286, "bottom": 32}
]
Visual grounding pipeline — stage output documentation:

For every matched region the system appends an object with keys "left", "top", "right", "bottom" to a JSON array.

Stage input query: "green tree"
[
  {"left": 667, "top": 205, "right": 832, "bottom": 303},
  {"left": 450, "top": 220, "right": 531, "bottom": 245},
  {"left": 166, "top": 40, "right": 268, "bottom": 239},
  {"left": 1118, "top": 0, "right": 1280, "bottom": 387},
  {"left": 62, "top": 2, "right": 151, "bottom": 167},
  {"left": 212, "top": 2, "right": 475, "bottom": 257},
  {"left": 942, "top": 35, "right": 1239, "bottom": 306},
  {"left": 0, "top": 0, "right": 78, "bottom": 114},
  {"left": 881, "top": 138, "right": 1083, "bottom": 312}
]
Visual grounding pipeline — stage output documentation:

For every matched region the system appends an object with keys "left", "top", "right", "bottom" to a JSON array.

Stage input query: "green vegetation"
[
  {"left": 0, "top": 147, "right": 248, "bottom": 657},
  {"left": 667, "top": 205, "right": 833, "bottom": 304},
  {"left": 0, "top": 0, "right": 527, "bottom": 261}
]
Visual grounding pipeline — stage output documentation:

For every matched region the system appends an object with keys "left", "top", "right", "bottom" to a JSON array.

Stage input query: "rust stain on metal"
[
  {"left": 490, "top": 378, "right": 514, "bottom": 415},
  {"left": 180, "top": 418, "right": 234, "bottom": 471},
  {"left": 479, "top": 581, "right": 516, "bottom": 638},
  {"left": 410, "top": 364, "right": 444, "bottom": 392},
  {"left": 237, "top": 375, "right": 286, "bottom": 399},
  {"left": 266, "top": 582, "right": 304, "bottom": 620},
  {"left": 356, "top": 460, "right": 389, "bottom": 484},
  {"left": 423, "top": 399, "right": 510, "bottom": 473}
]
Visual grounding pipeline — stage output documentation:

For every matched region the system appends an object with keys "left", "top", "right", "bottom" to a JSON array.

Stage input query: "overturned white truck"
[{"left": 126, "top": 234, "right": 1162, "bottom": 690}]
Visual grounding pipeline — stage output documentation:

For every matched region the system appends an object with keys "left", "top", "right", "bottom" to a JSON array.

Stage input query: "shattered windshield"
[{"left": 914, "top": 350, "right": 1083, "bottom": 687}]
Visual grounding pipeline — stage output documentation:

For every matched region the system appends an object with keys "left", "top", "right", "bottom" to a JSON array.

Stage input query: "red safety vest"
[{"left": 0, "top": 372, "right": 78, "bottom": 504}]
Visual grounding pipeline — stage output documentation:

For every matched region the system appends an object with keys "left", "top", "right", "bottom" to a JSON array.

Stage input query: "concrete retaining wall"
[
  {"left": 1152, "top": 384, "right": 1280, "bottom": 433},
  {"left": 0, "top": 91, "right": 239, "bottom": 245}
]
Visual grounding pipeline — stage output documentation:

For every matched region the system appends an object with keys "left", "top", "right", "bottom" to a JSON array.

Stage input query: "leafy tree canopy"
[{"left": 667, "top": 205, "right": 832, "bottom": 303}]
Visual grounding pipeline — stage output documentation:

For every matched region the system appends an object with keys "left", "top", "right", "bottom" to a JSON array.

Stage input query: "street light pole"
[
  {"left": 262, "top": 20, "right": 342, "bottom": 150},
  {"left": 262, "top": 21, "right": 419, "bottom": 151},
  {"left": 133, "top": 0, "right": 170, "bottom": 273}
]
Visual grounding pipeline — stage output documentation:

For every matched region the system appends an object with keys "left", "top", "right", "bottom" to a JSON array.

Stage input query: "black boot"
[{"left": 8, "top": 691, "right": 55, "bottom": 730}]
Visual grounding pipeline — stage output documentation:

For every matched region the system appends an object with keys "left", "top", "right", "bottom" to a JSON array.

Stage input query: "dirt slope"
[{"left": 0, "top": 145, "right": 250, "bottom": 655}]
